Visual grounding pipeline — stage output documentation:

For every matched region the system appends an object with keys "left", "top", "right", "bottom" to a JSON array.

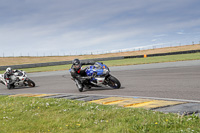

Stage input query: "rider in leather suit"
[
  {"left": 70, "top": 59, "right": 95, "bottom": 80},
  {"left": 3, "top": 67, "right": 20, "bottom": 85}
]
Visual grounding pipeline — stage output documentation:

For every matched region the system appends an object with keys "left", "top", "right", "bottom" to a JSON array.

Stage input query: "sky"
[{"left": 0, "top": 0, "right": 200, "bottom": 57}]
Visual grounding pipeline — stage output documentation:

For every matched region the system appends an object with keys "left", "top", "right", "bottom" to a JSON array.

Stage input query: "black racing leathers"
[{"left": 70, "top": 61, "right": 95, "bottom": 83}]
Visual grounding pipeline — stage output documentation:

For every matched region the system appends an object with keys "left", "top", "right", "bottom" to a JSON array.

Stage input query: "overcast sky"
[{"left": 0, "top": 0, "right": 200, "bottom": 56}]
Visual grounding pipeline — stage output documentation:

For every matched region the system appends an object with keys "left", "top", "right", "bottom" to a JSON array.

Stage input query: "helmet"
[
  {"left": 6, "top": 67, "right": 13, "bottom": 74},
  {"left": 72, "top": 59, "right": 81, "bottom": 71}
]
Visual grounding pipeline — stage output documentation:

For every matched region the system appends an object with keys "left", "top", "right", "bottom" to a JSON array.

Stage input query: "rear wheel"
[
  {"left": 7, "top": 84, "right": 15, "bottom": 89},
  {"left": 107, "top": 76, "right": 121, "bottom": 89}
]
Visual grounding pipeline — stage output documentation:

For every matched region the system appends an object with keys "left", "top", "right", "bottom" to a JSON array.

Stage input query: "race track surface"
[{"left": 1, "top": 60, "right": 200, "bottom": 101}]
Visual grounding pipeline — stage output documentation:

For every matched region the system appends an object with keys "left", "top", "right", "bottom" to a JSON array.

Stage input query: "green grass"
[
  {"left": 103, "top": 52, "right": 200, "bottom": 67},
  {"left": 0, "top": 95, "right": 199, "bottom": 133},
  {"left": 1, "top": 53, "right": 200, "bottom": 74},
  {"left": 0, "top": 64, "right": 72, "bottom": 74}
]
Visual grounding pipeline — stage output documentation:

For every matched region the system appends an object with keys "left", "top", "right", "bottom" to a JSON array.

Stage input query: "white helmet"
[{"left": 6, "top": 67, "right": 12, "bottom": 74}]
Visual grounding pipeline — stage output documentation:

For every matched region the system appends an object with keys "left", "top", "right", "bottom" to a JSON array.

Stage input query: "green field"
[
  {"left": 0, "top": 96, "right": 199, "bottom": 133},
  {"left": 1, "top": 53, "right": 200, "bottom": 132},
  {"left": 1, "top": 52, "right": 200, "bottom": 74}
]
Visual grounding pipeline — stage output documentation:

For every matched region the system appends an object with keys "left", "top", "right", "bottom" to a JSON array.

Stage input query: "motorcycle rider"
[
  {"left": 3, "top": 67, "right": 20, "bottom": 85},
  {"left": 70, "top": 59, "right": 95, "bottom": 90}
]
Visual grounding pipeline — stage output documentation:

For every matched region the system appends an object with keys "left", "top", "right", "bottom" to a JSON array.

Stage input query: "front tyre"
[
  {"left": 107, "top": 76, "right": 121, "bottom": 89},
  {"left": 27, "top": 79, "right": 35, "bottom": 87}
]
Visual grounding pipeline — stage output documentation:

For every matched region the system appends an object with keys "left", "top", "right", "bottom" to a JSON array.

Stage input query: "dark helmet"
[
  {"left": 72, "top": 59, "right": 80, "bottom": 65},
  {"left": 72, "top": 59, "right": 81, "bottom": 71}
]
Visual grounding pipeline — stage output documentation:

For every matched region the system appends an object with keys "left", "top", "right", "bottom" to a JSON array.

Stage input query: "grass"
[
  {"left": 0, "top": 95, "right": 199, "bottom": 133},
  {"left": 103, "top": 52, "right": 200, "bottom": 66},
  {"left": 0, "top": 64, "right": 71, "bottom": 74},
  {"left": 1, "top": 52, "right": 200, "bottom": 74}
]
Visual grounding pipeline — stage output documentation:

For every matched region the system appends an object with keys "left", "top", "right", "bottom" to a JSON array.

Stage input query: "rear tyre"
[
  {"left": 107, "top": 76, "right": 121, "bottom": 89},
  {"left": 84, "top": 85, "right": 91, "bottom": 90},
  {"left": 7, "top": 84, "right": 15, "bottom": 89},
  {"left": 27, "top": 79, "right": 35, "bottom": 87}
]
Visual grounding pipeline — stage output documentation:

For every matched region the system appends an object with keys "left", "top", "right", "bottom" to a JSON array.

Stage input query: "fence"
[
  {"left": 1, "top": 49, "right": 200, "bottom": 71},
  {"left": 1, "top": 42, "right": 199, "bottom": 57}
]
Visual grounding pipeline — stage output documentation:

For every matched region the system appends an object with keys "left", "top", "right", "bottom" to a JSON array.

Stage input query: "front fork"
[
  {"left": 104, "top": 74, "right": 111, "bottom": 84},
  {"left": 23, "top": 78, "right": 29, "bottom": 86}
]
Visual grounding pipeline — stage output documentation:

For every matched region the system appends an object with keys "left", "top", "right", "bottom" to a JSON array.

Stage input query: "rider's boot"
[
  {"left": 0, "top": 80, "right": 5, "bottom": 85},
  {"left": 75, "top": 79, "right": 83, "bottom": 92}
]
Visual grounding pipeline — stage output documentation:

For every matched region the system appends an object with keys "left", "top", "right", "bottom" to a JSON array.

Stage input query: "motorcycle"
[
  {"left": 0, "top": 70, "right": 35, "bottom": 89},
  {"left": 69, "top": 62, "right": 121, "bottom": 92}
]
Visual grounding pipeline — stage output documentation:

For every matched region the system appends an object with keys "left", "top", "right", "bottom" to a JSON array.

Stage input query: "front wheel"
[
  {"left": 27, "top": 79, "right": 35, "bottom": 87},
  {"left": 107, "top": 76, "right": 121, "bottom": 89}
]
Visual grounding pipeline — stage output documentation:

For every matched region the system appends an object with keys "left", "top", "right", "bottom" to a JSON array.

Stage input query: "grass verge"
[
  {"left": 1, "top": 52, "right": 200, "bottom": 74},
  {"left": 103, "top": 52, "right": 200, "bottom": 66},
  {"left": 0, "top": 95, "right": 199, "bottom": 133}
]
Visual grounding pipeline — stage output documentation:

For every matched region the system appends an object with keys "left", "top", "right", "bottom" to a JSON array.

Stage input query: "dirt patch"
[{"left": 1, "top": 44, "right": 200, "bottom": 66}]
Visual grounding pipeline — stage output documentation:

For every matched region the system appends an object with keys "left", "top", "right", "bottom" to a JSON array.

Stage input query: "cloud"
[
  {"left": 154, "top": 34, "right": 167, "bottom": 37},
  {"left": 151, "top": 39, "right": 157, "bottom": 42},
  {"left": 0, "top": 0, "right": 200, "bottom": 56},
  {"left": 176, "top": 31, "right": 185, "bottom": 35}
]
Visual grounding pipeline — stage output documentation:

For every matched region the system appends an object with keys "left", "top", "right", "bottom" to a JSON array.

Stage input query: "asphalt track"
[{"left": 0, "top": 60, "right": 200, "bottom": 101}]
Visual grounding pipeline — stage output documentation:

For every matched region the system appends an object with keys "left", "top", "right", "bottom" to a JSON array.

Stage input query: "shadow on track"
[{"left": 3, "top": 86, "right": 38, "bottom": 90}]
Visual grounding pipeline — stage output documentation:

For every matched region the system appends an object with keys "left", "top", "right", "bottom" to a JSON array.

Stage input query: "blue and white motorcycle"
[{"left": 70, "top": 62, "right": 121, "bottom": 92}]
